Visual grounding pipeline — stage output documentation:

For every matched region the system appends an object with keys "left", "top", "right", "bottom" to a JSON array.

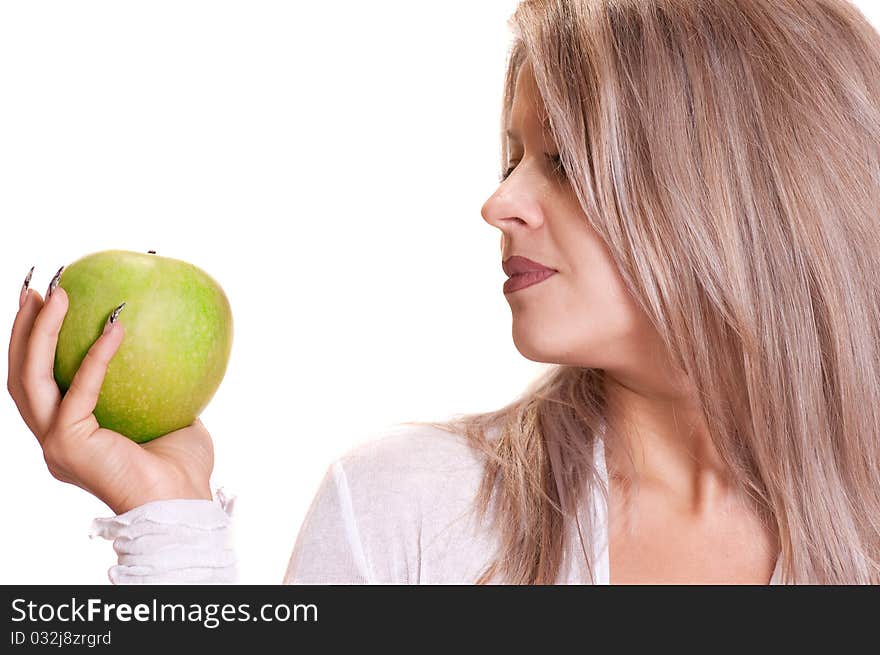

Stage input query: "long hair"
[{"left": 405, "top": 0, "right": 880, "bottom": 584}]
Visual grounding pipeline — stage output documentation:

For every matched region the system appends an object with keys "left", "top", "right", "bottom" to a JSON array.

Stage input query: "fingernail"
[
  {"left": 46, "top": 266, "right": 64, "bottom": 299},
  {"left": 103, "top": 302, "right": 126, "bottom": 335},
  {"left": 19, "top": 265, "right": 34, "bottom": 309}
]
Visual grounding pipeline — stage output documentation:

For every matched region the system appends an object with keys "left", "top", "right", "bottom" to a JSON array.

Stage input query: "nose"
[{"left": 480, "top": 173, "right": 543, "bottom": 233}]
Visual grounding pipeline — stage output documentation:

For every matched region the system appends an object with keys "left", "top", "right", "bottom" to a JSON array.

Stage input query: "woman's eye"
[
  {"left": 500, "top": 163, "right": 517, "bottom": 183},
  {"left": 546, "top": 153, "right": 566, "bottom": 178},
  {"left": 499, "top": 154, "right": 566, "bottom": 183}
]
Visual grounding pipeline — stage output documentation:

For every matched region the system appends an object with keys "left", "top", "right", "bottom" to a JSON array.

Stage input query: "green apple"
[{"left": 53, "top": 249, "right": 233, "bottom": 443}]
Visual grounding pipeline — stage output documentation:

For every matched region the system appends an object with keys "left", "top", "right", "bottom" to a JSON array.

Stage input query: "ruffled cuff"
[{"left": 89, "top": 487, "right": 238, "bottom": 584}]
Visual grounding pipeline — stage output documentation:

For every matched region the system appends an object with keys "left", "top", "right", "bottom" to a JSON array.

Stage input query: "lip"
[{"left": 502, "top": 255, "right": 558, "bottom": 295}]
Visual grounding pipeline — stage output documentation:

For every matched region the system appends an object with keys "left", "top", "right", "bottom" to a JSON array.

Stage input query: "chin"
[
  {"left": 511, "top": 322, "right": 610, "bottom": 368},
  {"left": 511, "top": 325, "right": 564, "bottom": 364}
]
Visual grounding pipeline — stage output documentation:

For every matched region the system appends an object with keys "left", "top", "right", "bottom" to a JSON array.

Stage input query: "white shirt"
[{"left": 89, "top": 423, "right": 782, "bottom": 584}]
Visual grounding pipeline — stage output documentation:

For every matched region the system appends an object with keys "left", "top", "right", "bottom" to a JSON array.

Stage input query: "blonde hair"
[{"left": 406, "top": 0, "right": 880, "bottom": 584}]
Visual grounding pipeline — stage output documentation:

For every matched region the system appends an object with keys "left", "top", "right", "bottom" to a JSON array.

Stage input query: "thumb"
[{"left": 56, "top": 303, "right": 126, "bottom": 429}]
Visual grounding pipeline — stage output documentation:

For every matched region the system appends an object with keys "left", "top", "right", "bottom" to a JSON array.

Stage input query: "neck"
[{"left": 602, "top": 372, "right": 741, "bottom": 517}]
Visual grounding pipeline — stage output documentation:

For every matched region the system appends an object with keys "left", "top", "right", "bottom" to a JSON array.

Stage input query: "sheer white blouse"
[{"left": 90, "top": 424, "right": 782, "bottom": 584}]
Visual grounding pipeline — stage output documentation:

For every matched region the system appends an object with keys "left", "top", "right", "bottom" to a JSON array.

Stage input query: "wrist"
[{"left": 112, "top": 484, "right": 213, "bottom": 515}]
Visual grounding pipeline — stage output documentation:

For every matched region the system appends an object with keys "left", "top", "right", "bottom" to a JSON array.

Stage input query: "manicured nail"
[
  {"left": 19, "top": 265, "right": 34, "bottom": 309},
  {"left": 46, "top": 266, "right": 64, "bottom": 299},
  {"left": 103, "top": 302, "right": 126, "bottom": 335}
]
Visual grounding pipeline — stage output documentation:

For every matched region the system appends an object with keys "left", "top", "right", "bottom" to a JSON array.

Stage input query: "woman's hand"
[{"left": 7, "top": 272, "right": 215, "bottom": 515}]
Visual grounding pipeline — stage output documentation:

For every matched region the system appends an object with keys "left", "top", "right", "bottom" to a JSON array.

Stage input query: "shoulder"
[
  {"left": 335, "top": 425, "right": 496, "bottom": 582},
  {"left": 287, "top": 423, "right": 497, "bottom": 584},
  {"left": 333, "top": 423, "right": 489, "bottom": 512},
  {"left": 330, "top": 423, "right": 495, "bottom": 583},
  {"left": 338, "top": 423, "right": 485, "bottom": 477}
]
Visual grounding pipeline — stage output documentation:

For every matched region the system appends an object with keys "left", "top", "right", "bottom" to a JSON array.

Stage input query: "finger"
[
  {"left": 56, "top": 307, "right": 126, "bottom": 430},
  {"left": 7, "top": 286, "right": 46, "bottom": 438},
  {"left": 20, "top": 285, "right": 68, "bottom": 437},
  {"left": 8, "top": 279, "right": 43, "bottom": 395},
  {"left": 17, "top": 266, "right": 34, "bottom": 312}
]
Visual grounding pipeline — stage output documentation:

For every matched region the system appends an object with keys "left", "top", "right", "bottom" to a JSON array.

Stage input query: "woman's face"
[{"left": 481, "top": 62, "right": 664, "bottom": 380}]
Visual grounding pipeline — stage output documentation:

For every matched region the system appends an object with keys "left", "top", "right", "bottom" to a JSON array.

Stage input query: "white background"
[
  {"left": 0, "top": 0, "right": 526, "bottom": 584},
  {"left": 2, "top": 1, "right": 878, "bottom": 584}
]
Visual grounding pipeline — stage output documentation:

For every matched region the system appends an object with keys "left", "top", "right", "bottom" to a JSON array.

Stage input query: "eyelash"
[{"left": 500, "top": 154, "right": 566, "bottom": 182}]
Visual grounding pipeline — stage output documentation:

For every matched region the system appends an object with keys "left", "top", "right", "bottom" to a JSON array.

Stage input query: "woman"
[{"left": 8, "top": 0, "right": 880, "bottom": 584}]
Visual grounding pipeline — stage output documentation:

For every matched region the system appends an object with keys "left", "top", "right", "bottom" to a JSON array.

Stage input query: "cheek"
[
  {"left": 563, "top": 267, "right": 643, "bottom": 353},
  {"left": 577, "top": 256, "right": 643, "bottom": 335}
]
